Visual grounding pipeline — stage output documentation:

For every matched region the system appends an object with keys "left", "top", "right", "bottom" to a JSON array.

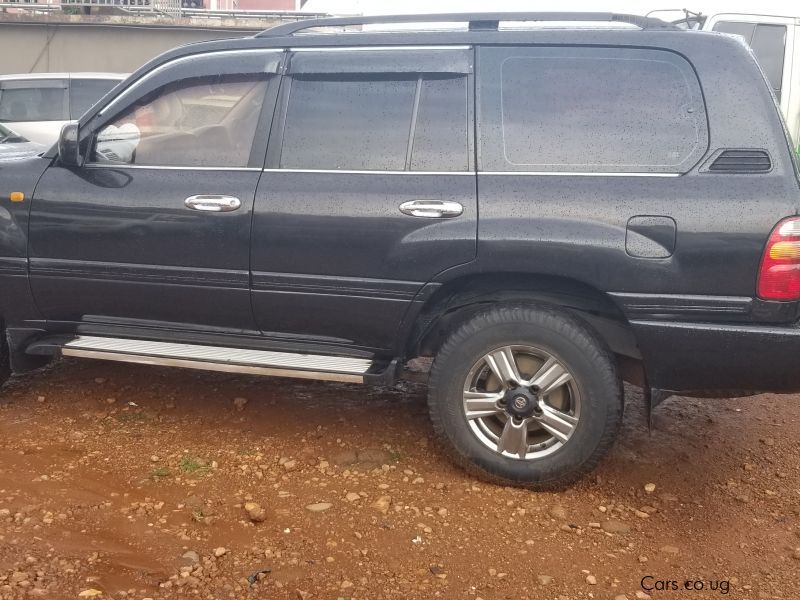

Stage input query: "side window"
[
  {"left": 0, "top": 80, "right": 68, "bottom": 122},
  {"left": 278, "top": 56, "right": 470, "bottom": 172},
  {"left": 478, "top": 46, "right": 708, "bottom": 173},
  {"left": 69, "top": 78, "right": 120, "bottom": 119},
  {"left": 713, "top": 21, "right": 787, "bottom": 100},
  {"left": 91, "top": 74, "right": 268, "bottom": 168}
]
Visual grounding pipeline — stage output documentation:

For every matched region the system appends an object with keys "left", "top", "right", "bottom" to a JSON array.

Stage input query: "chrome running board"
[{"left": 61, "top": 336, "right": 374, "bottom": 383}]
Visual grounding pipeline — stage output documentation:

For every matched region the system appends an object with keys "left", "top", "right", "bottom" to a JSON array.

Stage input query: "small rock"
[
  {"left": 150, "top": 455, "right": 160, "bottom": 462},
  {"left": 537, "top": 575, "right": 553, "bottom": 585},
  {"left": 244, "top": 502, "right": 266, "bottom": 523},
  {"left": 586, "top": 575, "right": 597, "bottom": 585},
  {"left": 94, "top": 377, "right": 106, "bottom": 384},
  {"left": 601, "top": 520, "right": 631, "bottom": 534},
  {"left": 340, "top": 580, "right": 353, "bottom": 589},
  {"left": 306, "top": 502, "right": 332, "bottom": 512},
  {"left": 10, "top": 572, "right": 28, "bottom": 583},
  {"left": 105, "top": 397, "right": 116, "bottom": 405},
  {"left": 635, "top": 592, "right": 652, "bottom": 600},
  {"left": 181, "top": 551, "right": 200, "bottom": 564},
  {"left": 330, "top": 450, "right": 358, "bottom": 466},
  {"left": 761, "top": 437, "right": 775, "bottom": 447},
  {"left": 660, "top": 545, "right": 679, "bottom": 555},
  {"left": 548, "top": 505, "right": 568, "bottom": 520},
  {"left": 634, "top": 510, "right": 650, "bottom": 519},
  {"left": 296, "top": 591, "right": 311, "bottom": 600},
  {"left": 36, "top": 395, "right": 46, "bottom": 403},
  {"left": 792, "top": 547, "right": 800, "bottom": 560},
  {"left": 644, "top": 483, "right": 656, "bottom": 493},
  {"left": 345, "top": 492, "right": 360, "bottom": 502},
  {"left": 372, "top": 496, "right": 391, "bottom": 514},
  {"left": 214, "top": 547, "right": 227, "bottom": 557},
  {"left": 283, "top": 460, "right": 298, "bottom": 472},
  {"left": 78, "top": 591, "right": 104, "bottom": 598},
  {"left": 615, "top": 595, "right": 629, "bottom": 600},
  {"left": 233, "top": 397, "right": 248, "bottom": 411}
]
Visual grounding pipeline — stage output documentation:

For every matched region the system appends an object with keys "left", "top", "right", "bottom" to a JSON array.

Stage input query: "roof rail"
[{"left": 255, "top": 12, "right": 678, "bottom": 38}]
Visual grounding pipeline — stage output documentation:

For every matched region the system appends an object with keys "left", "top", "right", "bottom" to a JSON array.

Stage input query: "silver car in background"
[{"left": 0, "top": 72, "right": 127, "bottom": 147}]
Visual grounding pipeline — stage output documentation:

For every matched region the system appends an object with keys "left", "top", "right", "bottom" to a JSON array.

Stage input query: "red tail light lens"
[{"left": 758, "top": 217, "right": 800, "bottom": 300}]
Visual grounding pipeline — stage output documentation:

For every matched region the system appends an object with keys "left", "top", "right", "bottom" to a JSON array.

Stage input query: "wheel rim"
[{"left": 462, "top": 345, "right": 581, "bottom": 460}]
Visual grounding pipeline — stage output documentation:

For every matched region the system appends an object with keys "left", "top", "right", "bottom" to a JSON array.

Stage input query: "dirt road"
[{"left": 0, "top": 358, "right": 797, "bottom": 599}]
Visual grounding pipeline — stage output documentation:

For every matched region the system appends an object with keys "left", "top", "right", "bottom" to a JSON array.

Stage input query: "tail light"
[{"left": 758, "top": 217, "right": 800, "bottom": 300}]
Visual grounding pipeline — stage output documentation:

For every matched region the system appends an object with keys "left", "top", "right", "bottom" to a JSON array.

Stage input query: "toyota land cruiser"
[{"left": 1, "top": 12, "right": 799, "bottom": 488}]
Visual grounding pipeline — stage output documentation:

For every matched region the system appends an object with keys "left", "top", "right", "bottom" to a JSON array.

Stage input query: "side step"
[{"left": 59, "top": 336, "right": 388, "bottom": 384}]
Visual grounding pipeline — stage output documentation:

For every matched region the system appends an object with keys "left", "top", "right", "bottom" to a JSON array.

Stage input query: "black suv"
[{"left": 2, "top": 12, "right": 799, "bottom": 488}]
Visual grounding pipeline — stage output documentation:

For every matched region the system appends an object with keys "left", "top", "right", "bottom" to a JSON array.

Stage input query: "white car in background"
[
  {"left": 0, "top": 123, "right": 43, "bottom": 161},
  {"left": 0, "top": 73, "right": 127, "bottom": 147}
]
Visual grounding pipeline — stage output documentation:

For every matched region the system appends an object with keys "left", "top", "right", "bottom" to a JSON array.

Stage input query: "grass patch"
[
  {"left": 178, "top": 456, "right": 211, "bottom": 476},
  {"left": 149, "top": 467, "right": 171, "bottom": 481}
]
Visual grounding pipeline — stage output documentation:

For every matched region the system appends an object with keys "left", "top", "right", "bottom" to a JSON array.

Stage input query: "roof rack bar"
[{"left": 256, "top": 12, "right": 678, "bottom": 38}]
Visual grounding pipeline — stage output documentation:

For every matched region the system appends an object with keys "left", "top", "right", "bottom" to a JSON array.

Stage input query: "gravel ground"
[{"left": 0, "top": 358, "right": 798, "bottom": 600}]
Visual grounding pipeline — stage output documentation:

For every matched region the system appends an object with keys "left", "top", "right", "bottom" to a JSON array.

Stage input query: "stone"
[
  {"left": 245, "top": 502, "right": 267, "bottom": 523},
  {"left": 601, "top": 520, "right": 631, "bottom": 534},
  {"left": 283, "top": 460, "right": 298, "bottom": 472},
  {"left": 615, "top": 595, "right": 629, "bottom": 600},
  {"left": 214, "top": 547, "right": 227, "bottom": 557},
  {"left": 306, "top": 502, "right": 332, "bottom": 512},
  {"left": 372, "top": 496, "right": 391, "bottom": 514},
  {"left": 548, "top": 505, "right": 568, "bottom": 520},
  {"left": 644, "top": 483, "right": 656, "bottom": 493},
  {"left": 78, "top": 591, "right": 104, "bottom": 598},
  {"left": 635, "top": 592, "right": 652, "bottom": 600},
  {"left": 345, "top": 492, "right": 360, "bottom": 502},
  {"left": 586, "top": 575, "right": 597, "bottom": 585},
  {"left": 660, "top": 545, "right": 679, "bottom": 555},
  {"left": 233, "top": 397, "right": 248, "bottom": 410},
  {"left": 537, "top": 575, "right": 553, "bottom": 585},
  {"left": 181, "top": 551, "right": 200, "bottom": 564}
]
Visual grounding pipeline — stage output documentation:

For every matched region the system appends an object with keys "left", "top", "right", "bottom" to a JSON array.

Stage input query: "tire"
[{"left": 427, "top": 303, "right": 622, "bottom": 489}]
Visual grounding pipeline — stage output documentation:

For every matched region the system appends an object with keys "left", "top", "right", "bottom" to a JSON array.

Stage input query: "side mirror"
[{"left": 58, "top": 122, "right": 81, "bottom": 167}]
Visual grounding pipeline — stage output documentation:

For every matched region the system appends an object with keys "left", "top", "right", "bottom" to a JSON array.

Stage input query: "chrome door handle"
[
  {"left": 399, "top": 200, "right": 464, "bottom": 218},
  {"left": 184, "top": 195, "right": 241, "bottom": 212}
]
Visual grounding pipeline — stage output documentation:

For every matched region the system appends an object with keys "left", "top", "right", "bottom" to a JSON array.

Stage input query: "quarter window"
[
  {"left": 478, "top": 46, "right": 708, "bottom": 173},
  {"left": 91, "top": 74, "right": 268, "bottom": 168},
  {"left": 713, "top": 21, "right": 786, "bottom": 100},
  {"left": 279, "top": 73, "right": 469, "bottom": 171}
]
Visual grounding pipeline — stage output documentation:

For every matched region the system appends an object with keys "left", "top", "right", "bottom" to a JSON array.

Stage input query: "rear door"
[{"left": 251, "top": 46, "right": 476, "bottom": 352}]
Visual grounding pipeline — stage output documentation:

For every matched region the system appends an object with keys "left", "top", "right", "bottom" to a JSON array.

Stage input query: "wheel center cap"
[{"left": 504, "top": 387, "right": 539, "bottom": 418}]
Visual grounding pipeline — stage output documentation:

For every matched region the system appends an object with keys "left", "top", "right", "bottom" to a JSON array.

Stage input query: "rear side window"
[
  {"left": 0, "top": 80, "right": 68, "bottom": 122},
  {"left": 713, "top": 21, "right": 786, "bottom": 100},
  {"left": 279, "top": 71, "right": 469, "bottom": 171},
  {"left": 69, "top": 78, "right": 120, "bottom": 119},
  {"left": 478, "top": 46, "right": 708, "bottom": 174}
]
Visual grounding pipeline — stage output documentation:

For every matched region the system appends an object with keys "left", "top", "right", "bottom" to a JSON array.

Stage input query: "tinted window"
[
  {"left": 411, "top": 76, "right": 469, "bottom": 171},
  {"left": 280, "top": 74, "right": 469, "bottom": 171},
  {"left": 714, "top": 21, "right": 786, "bottom": 99},
  {"left": 0, "top": 81, "right": 67, "bottom": 122},
  {"left": 478, "top": 47, "right": 708, "bottom": 173},
  {"left": 91, "top": 74, "right": 267, "bottom": 168},
  {"left": 70, "top": 78, "right": 120, "bottom": 118}
]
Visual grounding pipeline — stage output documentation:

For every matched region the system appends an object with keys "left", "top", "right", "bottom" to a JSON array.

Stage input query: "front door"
[
  {"left": 251, "top": 47, "right": 477, "bottom": 352},
  {"left": 28, "top": 49, "right": 281, "bottom": 335}
]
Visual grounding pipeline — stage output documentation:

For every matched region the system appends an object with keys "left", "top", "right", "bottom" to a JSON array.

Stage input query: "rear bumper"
[{"left": 631, "top": 319, "right": 800, "bottom": 394}]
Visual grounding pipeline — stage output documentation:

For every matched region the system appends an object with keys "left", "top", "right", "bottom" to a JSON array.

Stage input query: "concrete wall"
[{"left": 0, "top": 21, "right": 264, "bottom": 75}]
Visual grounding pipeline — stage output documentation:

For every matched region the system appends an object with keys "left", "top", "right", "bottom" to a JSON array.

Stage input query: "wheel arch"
[{"left": 405, "top": 272, "right": 643, "bottom": 383}]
